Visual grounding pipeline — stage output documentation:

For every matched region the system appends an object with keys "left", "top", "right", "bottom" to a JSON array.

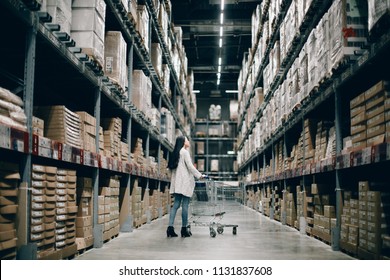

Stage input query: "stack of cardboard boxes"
[
  {"left": 31, "top": 164, "right": 56, "bottom": 259},
  {"left": 357, "top": 181, "right": 390, "bottom": 258},
  {"left": 350, "top": 80, "right": 390, "bottom": 151},
  {"left": 55, "top": 168, "right": 77, "bottom": 253},
  {"left": 76, "top": 111, "right": 97, "bottom": 153},
  {"left": 131, "top": 70, "right": 152, "bottom": 119},
  {"left": 102, "top": 117, "right": 122, "bottom": 159},
  {"left": 32, "top": 116, "right": 44, "bottom": 137},
  {"left": 284, "top": 190, "right": 297, "bottom": 227},
  {"left": 132, "top": 138, "right": 145, "bottom": 166},
  {"left": 98, "top": 177, "right": 120, "bottom": 241},
  {"left": 104, "top": 31, "right": 128, "bottom": 94},
  {"left": 0, "top": 162, "right": 20, "bottom": 259},
  {"left": 71, "top": 0, "right": 106, "bottom": 67},
  {"left": 311, "top": 183, "right": 335, "bottom": 243},
  {"left": 137, "top": 5, "right": 150, "bottom": 52},
  {"left": 131, "top": 179, "right": 143, "bottom": 228},
  {"left": 34, "top": 106, "right": 82, "bottom": 149},
  {"left": 31, "top": 165, "right": 77, "bottom": 259},
  {"left": 76, "top": 177, "right": 93, "bottom": 251}
]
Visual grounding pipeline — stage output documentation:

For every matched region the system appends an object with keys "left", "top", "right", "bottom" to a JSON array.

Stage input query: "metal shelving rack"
[
  {"left": 194, "top": 119, "right": 238, "bottom": 181},
  {"left": 0, "top": 0, "right": 194, "bottom": 259},
  {"left": 237, "top": 0, "right": 390, "bottom": 256}
]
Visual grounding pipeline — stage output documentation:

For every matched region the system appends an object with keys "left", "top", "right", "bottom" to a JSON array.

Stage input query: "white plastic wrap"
[
  {"left": 368, "top": 0, "right": 389, "bottom": 31},
  {"left": 0, "top": 87, "right": 24, "bottom": 107}
]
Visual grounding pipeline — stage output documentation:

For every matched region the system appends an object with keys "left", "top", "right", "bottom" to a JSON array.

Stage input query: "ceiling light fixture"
[
  {"left": 225, "top": 90, "right": 238, "bottom": 93},
  {"left": 220, "top": 13, "right": 224, "bottom": 24},
  {"left": 218, "top": 57, "right": 222, "bottom": 65},
  {"left": 221, "top": 0, "right": 224, "bottom": 11},
  {"left": 218, "top": 65, "right": 221, "bottom": 73},
  {"left": 217, "top": 79, "right": 220, "bottom": 85},
  {"left": 220, "top": 26, "right": 223, "bottom": 37},
  {"left": 219, "top": 38, "right": 222, "bottom": 47},
  {"left": 193, "top": 90, "right": 200, "bottom": 93}
]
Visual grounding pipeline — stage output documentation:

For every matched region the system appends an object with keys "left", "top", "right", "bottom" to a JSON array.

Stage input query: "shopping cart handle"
[{"left": 201, "top": 174, "right": 209, "bottom": 180}]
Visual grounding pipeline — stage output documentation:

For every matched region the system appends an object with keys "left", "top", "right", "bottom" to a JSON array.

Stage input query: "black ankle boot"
[
  {"left": 166, "top": 226, "right": 178, "bottom": 237},
  {"left": 181, "top": 227, "right": 191, "bottom": 237}
]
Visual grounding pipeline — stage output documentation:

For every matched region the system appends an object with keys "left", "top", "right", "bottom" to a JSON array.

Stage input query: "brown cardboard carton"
[{"left": 350, "top": 93, "right": 365, "bottom": 109}]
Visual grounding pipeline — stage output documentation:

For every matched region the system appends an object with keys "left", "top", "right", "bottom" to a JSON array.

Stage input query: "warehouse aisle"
[{"left": 75, "top": 205, "right": 354, "bottom": 260}]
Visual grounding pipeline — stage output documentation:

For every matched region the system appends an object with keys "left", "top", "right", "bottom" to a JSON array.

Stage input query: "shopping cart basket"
[{"left": 189, "top": 178, "right": 240, "bottom": 237}]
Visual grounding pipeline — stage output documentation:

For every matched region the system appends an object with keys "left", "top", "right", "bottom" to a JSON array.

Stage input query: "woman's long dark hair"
[{"left": 168, "top": 136, "right": 185, "bottom": 170}]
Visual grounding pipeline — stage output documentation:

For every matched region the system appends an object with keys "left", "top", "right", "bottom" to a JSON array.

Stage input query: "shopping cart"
[{"left": 188, "top": 178, "right": 240, "bottom": 237}]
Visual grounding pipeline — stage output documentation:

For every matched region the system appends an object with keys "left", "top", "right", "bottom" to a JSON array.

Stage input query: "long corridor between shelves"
[{"left": 75, "top": 204, "right": 353, "bottom": 260}]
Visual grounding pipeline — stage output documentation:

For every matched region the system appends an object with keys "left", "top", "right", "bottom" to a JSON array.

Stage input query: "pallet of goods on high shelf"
[
  {"left": 0, "top": 86, "right": 27, "bottom": 132},
  {"left": 137, "top": 5, "right": 150, "bottom": 52},
  {"left": 0, "top": 161, "right": 20, "bottom": 260},
  {"left": 131, "top": 70, "right": 152, "bottom": 120},
  {"left": 71, "top": 0, "right": 106, "bottom": 68},
  {"left": 104, "top": 31, "right": 128, "bottom": 96}
]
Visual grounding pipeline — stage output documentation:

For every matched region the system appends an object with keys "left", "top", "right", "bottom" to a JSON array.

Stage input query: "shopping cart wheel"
[
  {"left": 217, "top": 226, "right": 224, "bottom": 234},
  {"left": 233, "top": 227, "right": 237, "bottom": 235},
  {"left": 210, "top": 228, "right": 217, "bottom": 238}
]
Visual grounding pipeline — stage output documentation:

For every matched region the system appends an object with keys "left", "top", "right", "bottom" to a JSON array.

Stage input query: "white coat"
[{"left": 170, "top": 147, "right": 202, "bottom": 197}]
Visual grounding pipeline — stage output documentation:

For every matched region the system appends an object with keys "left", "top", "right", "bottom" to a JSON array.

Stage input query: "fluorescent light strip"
[
  {"left": 221, "top": 0, "right": 224, "bottom": 11},
  {"left": 220, "top": 13, "right": 224, "bottom": 24},
  {"left": 226, "top": 90, "right": 238, "bottom": 93},
  {"left": 218, "top": 65, "right": 221, "bottom": 73},
  {"left": 218, "top": 57, "right": 221, "bottom": 65},
  {"left": 219, "top": 38, "right": 222, "bottom": 47},
  {"left": 193, "top": 90, "right": 200, "bottom": 93},
  {"left": 217, "top": 79, "right": 220, "bottom": 85},
  {"left": 220, "top": 26, "right": 223, "bottom": 37}
]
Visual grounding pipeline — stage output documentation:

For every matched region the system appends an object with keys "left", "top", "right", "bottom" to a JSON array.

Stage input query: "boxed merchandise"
[
  {"left": 137, "top": 5, "right": 150, "bottom": 52},
  {"left": 197, "top": 159, "right": 205, "bottom": 172},
  {"left": 71, "top": 1, "right": 106, "bottom": 67},
  {"left": 210, "top": 159, "right": 219, "bottom": 172},
  {"left": 131, "top": 70, "right": 152, "bottom": 116},
  {"left": 328, "top": 0, "right": 368, "bottom": 72},
  {"left": 34, "top": 106, "right": 82, "bottom": 149},
  {"left": 104, "top": 31, "right": 127, "bottom": 92}
]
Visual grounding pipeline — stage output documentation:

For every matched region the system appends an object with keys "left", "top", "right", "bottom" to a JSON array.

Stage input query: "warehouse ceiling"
[{"left": 170, "top": 0, "right": 259, "bottom": 98}]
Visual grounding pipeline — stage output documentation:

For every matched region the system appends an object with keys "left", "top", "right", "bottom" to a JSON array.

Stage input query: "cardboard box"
[
  {"left": 359, "top": 181, "right": 370, "bottom": 192},
  {"left": 324, "top": 205, "right": 336, "bottom": 218},
  {"left": 364, "top": 81, "right": 388, "bottom": 100},
  {"left": 367, "top": 113, "right": 385, "bottom": 128},
  {"left": 351, "top": 111, "right": 366, "bottom": 126},
  {"left": 350, "top": 93, "right": 365, "bottom": 109}
]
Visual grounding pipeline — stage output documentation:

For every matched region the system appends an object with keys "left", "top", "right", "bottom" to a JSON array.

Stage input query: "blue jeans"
[{"left": 168, "top": 193, "right": 190, "bottom": 227}]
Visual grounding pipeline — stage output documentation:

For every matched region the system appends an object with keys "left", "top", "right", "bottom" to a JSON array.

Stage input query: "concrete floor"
[{"left": 75, "top": 204, "right": 354, "bottom": 260}]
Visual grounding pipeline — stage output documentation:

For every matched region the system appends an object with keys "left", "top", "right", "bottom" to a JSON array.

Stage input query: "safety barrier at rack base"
[{"left": 251, "top": 142, "right": 390, "bottom": 184}]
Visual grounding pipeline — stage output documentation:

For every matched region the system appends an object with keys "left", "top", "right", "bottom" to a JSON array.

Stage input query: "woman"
[{"left": 167, "top": 136, "right": 204, "bottom": 237}]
